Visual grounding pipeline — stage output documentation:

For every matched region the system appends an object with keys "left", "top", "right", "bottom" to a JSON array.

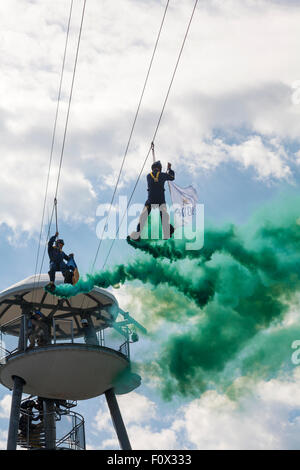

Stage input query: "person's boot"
[
  {"left": 170, "top": 224, "right": 175, "bottom": 238},
  {"left": 46, "top": 281, "right": 56, "bottom": 293},
  {"left": 128, "top": 231, "right": 141, "bottom": 242},
  {"left": 163, "top": 224, "right": 174, "bottom": 240}
]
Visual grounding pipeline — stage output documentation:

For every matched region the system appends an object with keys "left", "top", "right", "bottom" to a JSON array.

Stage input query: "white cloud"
[
  {"left": 226, "top": 136, "right": 291, "bottom": 181},
  {"left": 256, "top": 368, "right": 300, "bottom": 408},
  {"left": 177, "top": 134, "right": 292, "bottom": 181},
  {"left": 127, "top": 424, "right": 179, "bottom": 450},
  {"left": 91, "top": 368, "right": 300, "bottom": 450},
  {"left": 1, "top": 0, "right": 300, "bottom": 235},
  {"left": 0, "top": 430, "right": 7, "bottom": 450},
  {"left": 174, "top": 368, "right": 300, "bottom": 450},
  {"left": 176, "top": 391, "right": 276, "bottom": 450},
  {"left": 0, "top": 394, "right": 11, "bottom": 419},
  {"left": 92, "top": 390, "right": 181, "bottom": 449},
  {"left": 118, "top": 391, "right": 157, "bottom": 425},
  {"left": 93, "top": 391, "right": 157, "bottom": 433},
  {"left": 0, "top": 153, "right": 97, "bottom": 235}
]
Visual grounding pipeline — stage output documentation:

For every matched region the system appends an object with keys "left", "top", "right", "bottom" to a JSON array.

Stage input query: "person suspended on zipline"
[
  {"left": 129, "top": 159, "right": 175, "bottom": 241},
  {"left": 47, "top": 232, "right": 75, "bottom": 290}
]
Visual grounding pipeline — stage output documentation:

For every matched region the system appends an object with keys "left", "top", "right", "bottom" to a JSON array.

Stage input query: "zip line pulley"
[{"left": 151, "top": 141, "right": 156, "bottom": 163}]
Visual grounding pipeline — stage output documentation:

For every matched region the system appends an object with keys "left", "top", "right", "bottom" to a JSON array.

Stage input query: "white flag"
[{"left": 168, "top": 181, "right": 198, "bottom": 228}]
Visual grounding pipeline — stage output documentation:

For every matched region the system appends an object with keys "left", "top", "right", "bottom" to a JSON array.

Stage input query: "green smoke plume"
[{"left": 48, "top": 194, "right": 300, "bottom": 398}]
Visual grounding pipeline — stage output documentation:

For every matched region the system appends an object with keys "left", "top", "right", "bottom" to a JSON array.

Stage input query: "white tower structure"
[{"left": 0, "top": 274, "right": 144, "bottom": 450}]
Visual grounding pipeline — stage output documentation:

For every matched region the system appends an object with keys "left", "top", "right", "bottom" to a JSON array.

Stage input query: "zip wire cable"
[
  {"left": 33, "top": 0, "right": 74, "bottom": 278},
  {"left": 31, "top": 0, "right": 74, "bottom": 302},
  {"left": 90, "top": 0, "right": 171, "bottom": 274},
  {"left": 77, "top": 0, "right": 171, "bottom": 313},
  {"left": 54, "top": 0, "right": 87, "bottom": 204},
  {"left": 35, "top": 0, "right": 87, "bottom": 285},
  {"left": 102, "top": 0, "right": 199, "bottom": 270},
  {"left": 54, "top": 198, "right": 58, "bottom": 233}
]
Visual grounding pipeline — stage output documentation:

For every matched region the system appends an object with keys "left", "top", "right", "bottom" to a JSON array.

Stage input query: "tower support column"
[
  {"left": 105, "top": 388, "right": 132, "bottom": 450},
  {"left": 7, "top": 375, "right": 25, "bottom": 450},
  {"left": 43, "top": 399, "right": 56, "bottom": 450}
]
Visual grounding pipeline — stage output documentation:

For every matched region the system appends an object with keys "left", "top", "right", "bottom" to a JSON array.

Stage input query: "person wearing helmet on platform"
[
  {"left": 129, "top": 161, "right": 175, "bottom": 241},
  {"left": 47, "top": 232, "right": 73, "bottom": 290},
  {"left": 27, "top": 310, "right": 49, "bottom": 349}
]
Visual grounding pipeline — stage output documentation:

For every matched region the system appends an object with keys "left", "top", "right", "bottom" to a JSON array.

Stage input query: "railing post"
[
  {"left": 19, "top": 307, "right": 30, "bottom": 352},
  {"left": 0, "top": 330, "right": 4, "bottom": 365}
]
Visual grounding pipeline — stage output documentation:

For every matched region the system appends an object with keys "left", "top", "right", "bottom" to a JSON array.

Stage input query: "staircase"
[
  {"left": 17, "top": 398, "right": 85, "bottom": 450},
  {"left": 17, "top": 423, "right": 46, "bottom": 449}
]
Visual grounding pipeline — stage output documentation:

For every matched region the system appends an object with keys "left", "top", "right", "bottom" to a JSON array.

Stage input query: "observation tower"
[{"left": 0, "top": 274, "right": 144, "bottom": 450}]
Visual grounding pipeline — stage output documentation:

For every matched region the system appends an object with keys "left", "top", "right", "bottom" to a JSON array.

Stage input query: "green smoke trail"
[
  {"left": 48, "top": 194, "right": 300, "bottom": 398},
  {"left": 52, "top": 257, "right": 216, "bottom": 308},
  {"left": 147, "top": 196, "right": 300, "bottom": 398}
]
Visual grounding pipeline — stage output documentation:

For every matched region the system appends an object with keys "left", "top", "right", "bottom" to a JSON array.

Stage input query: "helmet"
[
  {"left": 151, "top": 160, "right": 162, "bottom": 172},
  {"left": 56, "top": 239, "right": 64, "bottom": 246},
  {"left": 32, "top": 310, "right": 42, "bottom": 319}
]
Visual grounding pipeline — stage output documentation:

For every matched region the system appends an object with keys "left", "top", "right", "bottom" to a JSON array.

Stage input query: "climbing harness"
[{"left": 150, "top": 171, "right": 160, "bottom": 183}]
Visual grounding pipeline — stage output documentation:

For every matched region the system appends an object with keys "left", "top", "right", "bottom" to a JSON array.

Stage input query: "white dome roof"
[{"left": 0, "top": 274, "right": 119, "bottom": 338}]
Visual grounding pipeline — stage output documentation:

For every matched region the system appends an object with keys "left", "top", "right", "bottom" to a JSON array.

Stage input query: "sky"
[{"left": 1, "top": 0, "right": 300, "bottom": 450}]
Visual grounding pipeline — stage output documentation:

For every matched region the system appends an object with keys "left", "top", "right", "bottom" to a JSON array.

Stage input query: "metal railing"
[
  {"left": 0, "top": 315, "right": 130, "bottom": 360},
  {"left": 52, "top": 318, "right": 74, "bottom": 344},
  {"left": 0, "top": 317, "right": 21, "bottom": 362},
  {"left": 56, "top": 413, "right": 86, "bottom": 450},
  {"left": 119, "top": 340, "right": 130, "bottom": 360},
  {"left": 17, "top": 405, "right": 85, "bottom": 450}
]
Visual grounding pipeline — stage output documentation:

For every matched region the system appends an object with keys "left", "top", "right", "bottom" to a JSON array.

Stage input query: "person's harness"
[{"left": 150, "top": 171, "right": 160, "bottom": 183}]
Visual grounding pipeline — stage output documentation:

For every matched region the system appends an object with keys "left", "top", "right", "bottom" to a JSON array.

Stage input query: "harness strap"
[{"left": 150, "top": 171, "right": 160, "bottom": 183}]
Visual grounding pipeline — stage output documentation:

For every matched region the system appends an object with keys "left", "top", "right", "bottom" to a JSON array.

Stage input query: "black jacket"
[
  {"left": 146, "top": 168, "right": 175, "bottom": 204},
  {"left": 48, "top": 235, "right": 70, "bottom": 264}
]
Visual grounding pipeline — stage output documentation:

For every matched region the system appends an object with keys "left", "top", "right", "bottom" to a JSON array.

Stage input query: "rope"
[
  {"left": 90, "top": 0, "right": 171, "bottom": 274},
  {"left": 54, "top": 0, "right": 87, "bottom": 203},
  {"left": 151, "top": 141, "right": 156, "bottom": 163},
  {"left": 54, "top": 198, "right": 58, "bottom": 234},
  {"left": 32, "top": 0, "right": 74, "bottom": 289},
  {"left": 77, "top": 0, "right": 171, "bottom": 314},
  {"left": 34, "top": 0, "right": 87, "bottom": 289},
  {"left": 102, "top": 0, "right": 199, "bottom": 269}
]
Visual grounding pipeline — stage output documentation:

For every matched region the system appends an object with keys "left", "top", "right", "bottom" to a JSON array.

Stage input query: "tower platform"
[
  {"left": 0, "top": 343, "right": 140, "bottom": 400},
  {"left": 0, "top": 274, "right": 141, "bottom": 400},
  {"left": 0, "top": 274, "right": 118, "bottom": 339}
]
